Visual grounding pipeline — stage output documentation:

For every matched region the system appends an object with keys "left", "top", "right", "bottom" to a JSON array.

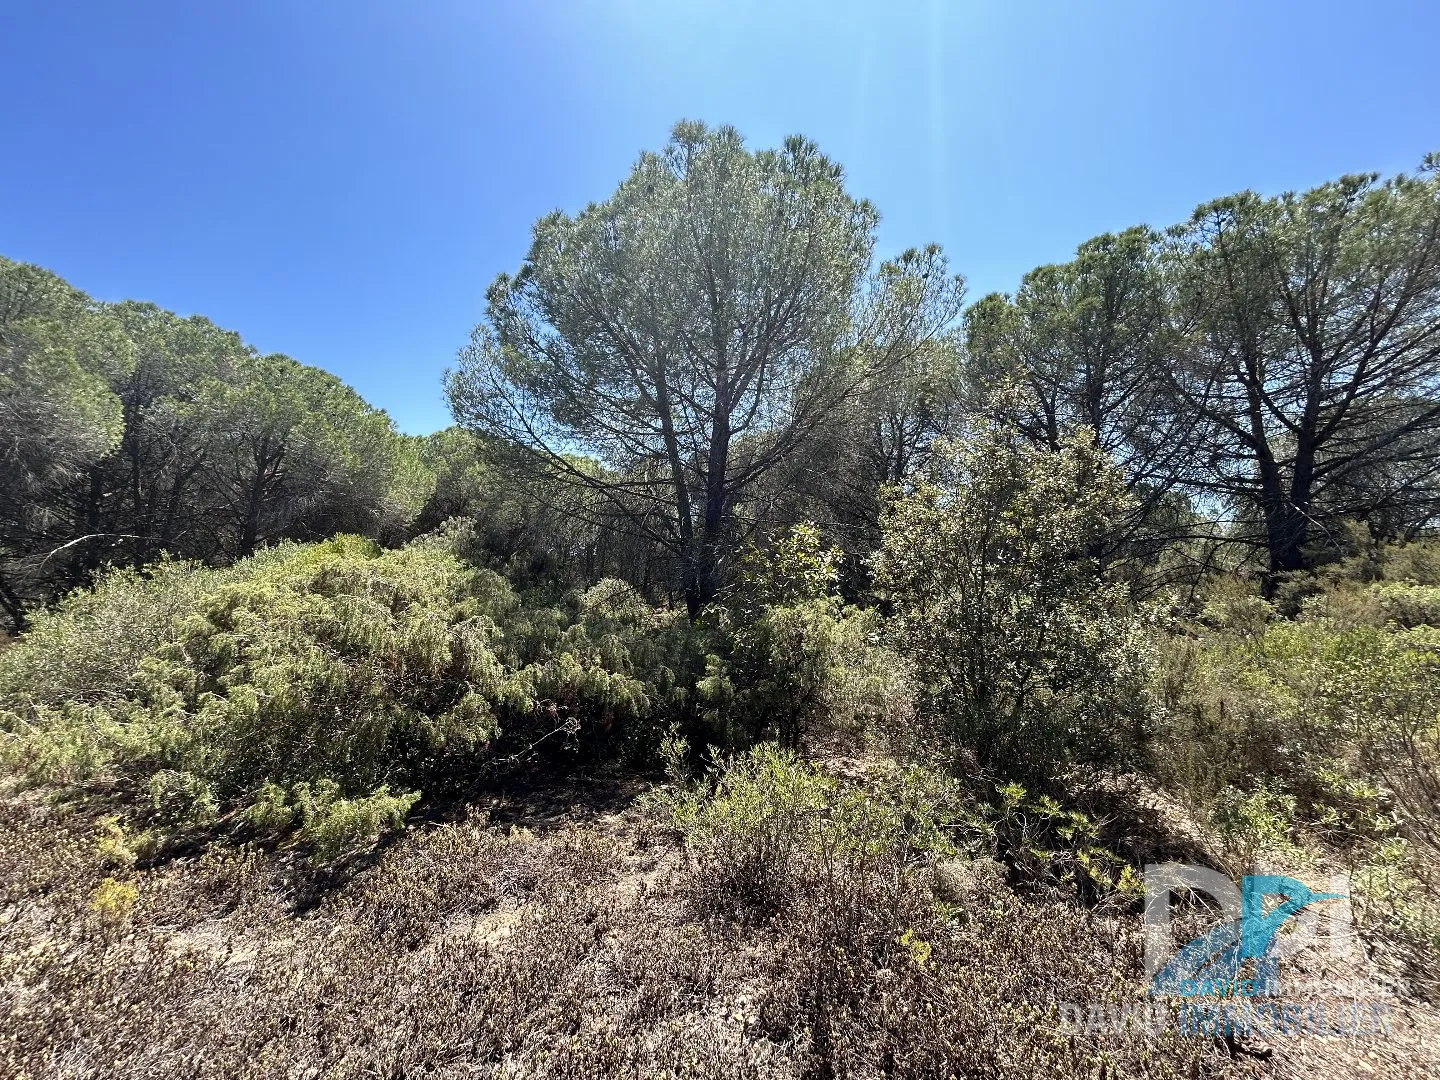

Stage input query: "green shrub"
[
  {"left": 660, "top": 744, "right": 1114, "bottom": 914},
  {"left": 1374, "top": 582, "right": 1440, "bottom": 628},
  {"left": 1, "top": 537, "right": 507, "bottom": 809},
  {"left": 0, "top": 553, "right": 279, "bottom": 710},
  {"left": 1350, "top": 837, "right": 1440, "bottom": 990},
  {"left": 1199, "top": 594, "right": 1274, "bottom": 637},
  {"left": 985, "top": 780, "right": 1143, "bottom": 901},
  {"left": 1154, "top": 609, "right": 1440, "bottom": 931},
  {"left": 666, "top": 742, "right": 836, "bottom": 909},
  {"left": 1296, "top": 580, "right": 1440, "bottom": 629},
  {"left": 245, "top": 781, "right": 295, "bottom": 834},
  {"left": 702, "top": 525, "right": 913, "bottom": 750},
  {"left": 871, "top": 422, "right": 1154, "bottom": 773},
  {"left": 88, "top": 876, "right": 138, "bottom": 922},
  {"left": 1, "top": 536, "right": 695, "bottom": 852},
  {"left": 1378, "top": 539, "right": 1440, "bottom": 587},
  {"left": 1208, "top": 783, "right": 1304, "bottom": 874},
  {"left": 292, "top": 780, "right": 419, "bottom": 864},
  {"left": 488, "top": 576, "right": 690, "bottom": 762}
]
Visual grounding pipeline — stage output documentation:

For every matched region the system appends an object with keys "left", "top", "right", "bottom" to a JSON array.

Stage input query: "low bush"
[
  {"left": 0, "top": 552, "right": 283, "bottom": 711},
  {"left": 487, "top": 574, "right": 690, "bottom": 763},
  {"left": 662, "top": 742, "right": 1139, "bottom": 919},
  {"left": 1296, "top": 579, "right": 1440, "bottom": 630},
  {"left": 664, "top": 742, "right": 841, "bottom": 911},
  {"left": 0, "top": 537, "right": 685, "bottom": 854},
  {"left": 657, "top": 745, "right": 1212, "bottom": 1078}
]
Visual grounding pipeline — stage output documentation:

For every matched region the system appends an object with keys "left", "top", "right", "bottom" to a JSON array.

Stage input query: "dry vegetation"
[
  {"left": 3, "top": 748, "right": 1435, "bottom": 1079},
  {"left": 0, "top": 776, "right": 1223, "bottom": 1079}
]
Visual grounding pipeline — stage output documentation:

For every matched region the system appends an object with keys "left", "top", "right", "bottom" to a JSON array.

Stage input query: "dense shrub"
[
  {"left": 1154, "top": 597, "right": 1440, "bottom": 978},
  {"left": 700, "top": 524, "right": 914, "bottom": 750},
  {"left": 1296, "top": 579, "right": 1440, "bottom": 630},
  {"left": 871, "top": 422, "right": 1154, "bottom": 774},
  {"left": 0, "top": 537, "right": 682, "bottom": 852},
  {"left": 661, "top": 743, "right": 1136, "bottom": 917},
  {"left": 1155, "top": 617, "right": 1440, "bottom": 837},
  {"left": 0, "top": 552, "right": 281, "bottom": 710},
  {"left": 488, "top": 574, "right": 689, "bottom": 761}
]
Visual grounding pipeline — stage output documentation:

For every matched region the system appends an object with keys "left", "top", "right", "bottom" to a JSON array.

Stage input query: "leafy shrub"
[
  {"left": 1296, "top": 579, "right": 1440, "bottom": 629},
  {"left": 1350, "top": 837, "right": 1440, "bottom": 991},
  {"left": 1199, "top": 594, "right": 1274, "bottom": 637},
  {"left": 986, "top": 779, "right": 1144, "bottom": 902},
  {"left": 871, "top": 422, "right": 1154, "bottom": 773},
  {"left": 496, "top": 577, "right": 684, "bottom": 746},
  {"left": 1374, "top": 582, "right": 1440, "bottom": 628},
  {"left": 0, "top": 553, "right": 279, "bottom": 710},
  {"left": 1378, "top": 539, "right": 1440, "bottom": 587},
  {"left": 1155, "top": 602, "right": 1440, "bottom": 973},
  {"left": 667, "top": 742, "right": 836, "bottom": 910},
  {"left": 1208, "top": 783, "right": 1303, "bottom": 874},
  {"left": 292, "top": 780, "right": 419, "bottom": 864},
  {"left": 1155, "top": 617, "right": 1440, "bottom": 837},
  {"left": 95, "top": 816, "right": 157, "bottom": 869},
  {"left": 0, "top": 535, "right": 696, "bottom": 864},
  {"left": 239, "top": 777, "right": 418, "bottom": 863},
  {"left": 1, "top": 537, "right": 505, "bottom": 812},
  {"left": 657, "top": 746, "right": 1201, "bottom": 1077},
  {"left": 660, "top": 742, "right": 1133, "bottom": 915},
  {"left": 1, "top": 536, "right": 695, "bottom": 855},
  {"left": 701, "top": 524, "right": 914, "bottom": 750}
]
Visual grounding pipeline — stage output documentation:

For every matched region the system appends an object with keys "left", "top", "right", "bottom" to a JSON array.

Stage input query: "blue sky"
[{"left": 2, "top": 1, "right": 1436, "bottom": 434}]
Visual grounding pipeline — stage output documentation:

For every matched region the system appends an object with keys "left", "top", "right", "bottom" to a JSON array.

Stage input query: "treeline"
[
  {"left": 6, "top": 128, "right": 1440, "bottom": 633},
  {"left": 0, "top": 259, "right": 435, "bottom": 627},
  {"left": 449, "top": 127, "right": 1440, "bottom": 611},
  {"left": 966, "top": 163, "right": 1440, "bottom": 585}
]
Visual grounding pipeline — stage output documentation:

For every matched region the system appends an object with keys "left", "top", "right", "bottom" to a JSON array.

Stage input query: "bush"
[
  {"left": 1, "top": 537, "right": 506, "bottom": 811},
  {"left": 871, "top": 422, "right": 1154, "bottom": 774},
  {"left": 658, "top": 746, "right": 1199, "bottom": 1078},
  {"left": 700, "top": 524, "right": 914, "bottom": 750},
  {"left": 1350, "top": 837, "right": 1440, "bottom": 991},
  {"left": 0, "top": 553, "right": 281, "bottom": 710},
  {"left": 292, "top": 780, "right": 419, "bottom": 864},
  {"left": 659, "top": 743, "right": 1131, "bottom": 914},
  {"left": 88, "top": 876, "right": 138, "bottom": 922},
  {"left": 1154, "top": 602, "right": 1440, "bottom": 974},
  {"left": 1295, "top": 579, "right": 1440, "bottom": 629},
  {"left": 1155, "top": 617, "right": 1440, "bottom": 833},
  {"left": 0, "top": 537, "right": 692, "bottom": 850},
  {"left": 666, "top": 742, "right": 837, "bottom": 910}
]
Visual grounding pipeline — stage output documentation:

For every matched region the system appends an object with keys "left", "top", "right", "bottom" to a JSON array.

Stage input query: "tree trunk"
[{"left": 1261, "top": 426, "right": 1318, "bottom": 595}]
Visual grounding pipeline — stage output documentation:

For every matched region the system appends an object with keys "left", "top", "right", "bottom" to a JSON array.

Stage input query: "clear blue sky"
[{"left": 2, "top": 1, "right": 1436, "bottom": 434}]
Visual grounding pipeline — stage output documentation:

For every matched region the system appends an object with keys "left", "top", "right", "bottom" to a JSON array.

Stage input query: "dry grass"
[{"left": 0, "top": 776, "right": 1426, "bottom": 1079}]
